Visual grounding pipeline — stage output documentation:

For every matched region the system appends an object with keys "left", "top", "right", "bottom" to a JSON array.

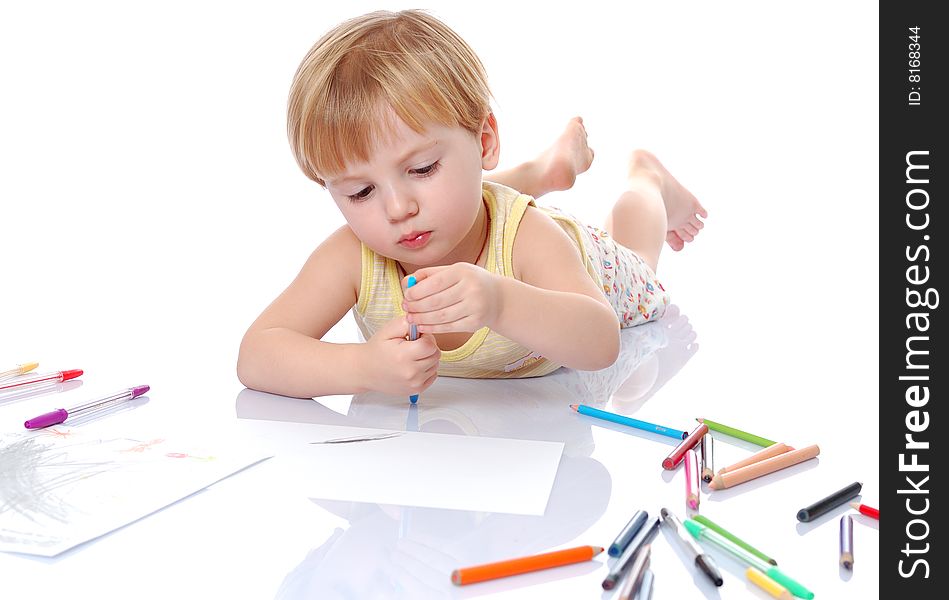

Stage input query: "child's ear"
[{"left": 479, "top": 113, "right": 500, "bottom": 170}]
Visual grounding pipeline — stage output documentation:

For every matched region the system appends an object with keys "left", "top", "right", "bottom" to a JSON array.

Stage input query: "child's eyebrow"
[{"left": 328, "top": 140, "right": 439, "bottom": 187}]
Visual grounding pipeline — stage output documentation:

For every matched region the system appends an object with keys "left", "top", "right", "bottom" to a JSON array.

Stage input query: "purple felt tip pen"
[{"left": 24, "top": 385, "right": 150, "bottom": 429}]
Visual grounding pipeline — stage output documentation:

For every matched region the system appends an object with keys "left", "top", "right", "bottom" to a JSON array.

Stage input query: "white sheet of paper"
[
  {"left": 240, "top": 419, "right": 564, "bottom": 516},
  {"left": 0, "top": 427, "right": 270, "bottom": 557}
]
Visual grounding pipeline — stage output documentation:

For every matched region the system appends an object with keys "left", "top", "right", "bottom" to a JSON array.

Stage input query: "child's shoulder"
[
  {"left": 511, "top": 204, "right": 583, "bottom": 280},
  {"left": 303, "top": 224, "right": 362, "bottom": 296}
]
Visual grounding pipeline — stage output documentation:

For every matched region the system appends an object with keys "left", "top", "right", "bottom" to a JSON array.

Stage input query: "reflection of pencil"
[
  {"left": 451, "top": 545, "right": 604, "bottom": 585},
  {"left": 709, "top": 445, "right": 820, "bottom": 490},
  {"left": 718, "top": 443, "right": 794, "bottom": 474}
]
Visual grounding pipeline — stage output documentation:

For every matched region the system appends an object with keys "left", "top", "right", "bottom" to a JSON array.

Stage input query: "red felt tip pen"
[{"left": 0, "top": 369, "right": 83, "bottom": 393}]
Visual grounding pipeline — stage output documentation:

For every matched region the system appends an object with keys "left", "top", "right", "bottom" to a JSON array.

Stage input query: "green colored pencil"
[
  {"left": 692, "top": 515, "right": 777, "bottom": 566},
  {"left": 696, "top": 418, "right": 776, "bottom": 447}
]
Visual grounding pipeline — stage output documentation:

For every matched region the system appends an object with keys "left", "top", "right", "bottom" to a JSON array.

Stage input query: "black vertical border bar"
[{"left": 880, "top": 1, "right": 944, "bottom": 596}]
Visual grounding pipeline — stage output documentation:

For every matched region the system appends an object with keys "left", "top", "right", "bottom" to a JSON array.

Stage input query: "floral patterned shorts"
[{"left": 579, "top": 224, "right": 670, "bottom": 328}]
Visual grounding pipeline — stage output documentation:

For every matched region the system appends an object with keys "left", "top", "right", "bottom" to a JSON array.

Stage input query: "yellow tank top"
[{"left": 352, "top": 181, "right": 600, "bottom": 378}]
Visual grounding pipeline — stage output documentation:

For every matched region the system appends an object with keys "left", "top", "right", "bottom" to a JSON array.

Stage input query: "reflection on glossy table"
[{"left": 0, "top": 308, "right": 879, "bottom": 599}]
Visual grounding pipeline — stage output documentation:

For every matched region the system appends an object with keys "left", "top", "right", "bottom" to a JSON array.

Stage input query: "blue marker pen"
[{"left": 407, "top": 275, "right": 419, "bottom": 404}]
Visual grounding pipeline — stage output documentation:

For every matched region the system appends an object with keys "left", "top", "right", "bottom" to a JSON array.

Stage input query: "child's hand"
[
  {"left": 364, "top": 316, "right": 441, "bottom": 396},
  {"left": 402, "top": 263, "right": 500, "bottom": 333}
]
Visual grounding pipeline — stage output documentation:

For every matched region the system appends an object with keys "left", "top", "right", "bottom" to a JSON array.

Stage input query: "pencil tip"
[
  {"left": 696, "top": 417, "right": 704, "bottom": 422},
  {"left": 593, "top": 546, "right": 605, "bottom": 555},
  {"left": 569, "top": 404, "right": 578, "bottom": 411},
  {"left": 769, "top": 559, "right": 778, "bottom": 566}
]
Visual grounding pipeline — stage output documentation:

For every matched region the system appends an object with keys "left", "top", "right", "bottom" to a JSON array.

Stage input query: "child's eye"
[
  {"left": 411, "top": 161, "right": 440, "bottom": 177},
  {"left": 348, "top": 186, "right": 374, "bottom": 202}
]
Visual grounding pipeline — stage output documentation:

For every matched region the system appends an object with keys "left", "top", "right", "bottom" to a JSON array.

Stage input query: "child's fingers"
[
  {"left": 378, "top": 315, "right": 410, "bottom": 340},
  {"left": 404, "top": 284, "right": 464, "bottom": 315},
  {"left": 403, "top": 266, "right": 450, "bottom": 300}
]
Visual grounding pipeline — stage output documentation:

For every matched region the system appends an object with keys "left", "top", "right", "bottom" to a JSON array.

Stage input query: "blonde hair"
[{"left": 288, "top": 10, "right": 492, "bottom": 185}]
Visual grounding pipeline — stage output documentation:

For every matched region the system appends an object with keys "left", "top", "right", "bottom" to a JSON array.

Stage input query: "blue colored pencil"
[
  {"left": 570, "top": 404, "right": 686, "bottom": 440},
  {"left": 407, "top": 275, "right": 419, "bottom": 404}
]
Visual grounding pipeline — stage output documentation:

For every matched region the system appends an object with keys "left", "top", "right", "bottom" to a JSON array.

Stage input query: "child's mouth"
[{"left": 398, "top": 231, "right": 432, "bottom": 249}]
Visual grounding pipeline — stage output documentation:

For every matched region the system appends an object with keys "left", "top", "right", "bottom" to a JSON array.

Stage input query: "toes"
[
  {"left": 689, "top": 215, "right": 705, "bottom": 230},
  {"left": 676, "top": 228, "right": 695, "bottom": 243},
  {"left": 682, "top": 223, "right": 699, "bottom": 237},
  {"left": 696, "top": 204, "right": 708, "bottom": 219},
  {"left": 666, "top": 231, "right": 685, "bottom": 251}
]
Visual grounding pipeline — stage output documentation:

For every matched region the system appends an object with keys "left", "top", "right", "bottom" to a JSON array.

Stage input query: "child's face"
[{"left": 323, "top": 111, "right": 499, "bottom": 268}]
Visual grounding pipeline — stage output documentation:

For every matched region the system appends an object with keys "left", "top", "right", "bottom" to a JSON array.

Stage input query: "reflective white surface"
[{"left": 1, "top": 1, "right": 878, "bottom": 598}]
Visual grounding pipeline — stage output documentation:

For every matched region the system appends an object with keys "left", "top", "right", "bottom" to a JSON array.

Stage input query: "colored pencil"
[
  {"left": 685, "top": 449, "right": 700, "bottom": 509},
  {"left": 840, "top": 515, "right": 854, "bottom": 569},
  {"left": 696, "top": 417, "right": 776, "bottom": 447},
  {"left": 746, "top": 567, "right": 792, "bottom": 599},
  {"left": 797, "top": 481, "right": 862, "bottom": 522},
  {"left": 662, "top": 423, "right": 708, "bottom": 470},
  {"left": 700, "top": 433, "right": 714, "bottom": 482},
  {"left": 693, "top": 514, "right": 777, "bottom": 566},
  {"left": 608, "top": 509, "right": 648, "bottom": 557},
  {"left": 709, "top": 444, "right": 821, "bottom": 490},
  {"left": 616, "top": 543, "right": 651, "bottom": 600},
  {"left": 850, "top": 501, "right": 879, "bottom": 520},
  {"left": 451, "top": 545, "right": 603, "bottom": 585},
  {"left": 718, "top": 442, "right": 794, "bottom": 474},
  {"left": 570, "top": 404, "right": 686, "bottom": 440}
]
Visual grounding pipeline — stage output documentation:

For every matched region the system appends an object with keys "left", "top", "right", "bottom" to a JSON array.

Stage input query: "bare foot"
[
  {"left": 535, "top": 117, "right": 595, "bottom": 194},
  {"left": 627, "top": 150, "right": 707, "bottom": 251}
]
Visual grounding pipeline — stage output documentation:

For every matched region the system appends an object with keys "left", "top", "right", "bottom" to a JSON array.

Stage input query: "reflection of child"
[{"left": 238, "top": 10, "right": 707, "bottom": 398}]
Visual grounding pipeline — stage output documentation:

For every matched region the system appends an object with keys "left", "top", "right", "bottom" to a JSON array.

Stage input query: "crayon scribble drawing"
[{"left": 0, "top": 428, "right": 268, "bottom": 557}]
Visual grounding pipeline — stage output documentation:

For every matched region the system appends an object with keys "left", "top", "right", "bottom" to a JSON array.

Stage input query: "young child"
[{"left": 237, "top": 10, "right": 707, "bottom": 399}]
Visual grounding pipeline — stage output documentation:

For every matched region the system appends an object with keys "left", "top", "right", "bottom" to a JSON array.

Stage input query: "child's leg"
[
  {"left": 604, "top": 150, "right": 707, "bottom": 272},
  {"left": 485, "top": 117, "right": 594, "bottom": 198}
]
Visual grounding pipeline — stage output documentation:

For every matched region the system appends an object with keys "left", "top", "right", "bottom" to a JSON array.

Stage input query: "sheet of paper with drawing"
[
  {"left": 0, "top": 428, "right": 270, "bottom": 557},
  {"left": 241, "top": 419, "right": 564, "bottom": 515}
]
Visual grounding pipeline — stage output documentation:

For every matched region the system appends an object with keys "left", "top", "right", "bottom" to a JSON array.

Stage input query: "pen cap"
[
  {"left": 683, "top": 518, "right": 702, "bottom": 540},
  {"left": 24, "top": 408, "right": 69, "bottom": 429},
  {"left": 62, "top": 369, "right": 83, "bottom": 381}
]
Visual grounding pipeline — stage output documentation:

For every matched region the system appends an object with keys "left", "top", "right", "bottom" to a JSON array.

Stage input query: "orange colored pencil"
[
  {"left": 709, "top": 445, "right": 820, "bottom": 490},
  {"left": 451, "top": 545, "right": 604, "bottom": 585},
  {"left": 718, "top": 442, "right": 794, "bottom": 475}
]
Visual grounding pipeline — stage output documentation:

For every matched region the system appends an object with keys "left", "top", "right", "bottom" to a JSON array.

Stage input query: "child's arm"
[
  {"left": 237, "top": 226, "right": 440, "bottom": 397},
  {"left": 403, "top": 207, "right": 620, "bottom": 370}
]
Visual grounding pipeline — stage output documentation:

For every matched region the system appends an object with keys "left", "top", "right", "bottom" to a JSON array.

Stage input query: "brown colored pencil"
[
  {"left": 709, "top": 445, "right": 820, "bottom": 490},
  {"left": 717, "top": 442, "right": 795, "bottom": 474},
  {"left": 451, "top": 545, "right": 604, "bottom": 585}
]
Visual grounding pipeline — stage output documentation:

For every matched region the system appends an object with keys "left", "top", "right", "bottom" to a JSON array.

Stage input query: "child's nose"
[{"left": 384, "top": 189, "right": 419, "bottom": 222}]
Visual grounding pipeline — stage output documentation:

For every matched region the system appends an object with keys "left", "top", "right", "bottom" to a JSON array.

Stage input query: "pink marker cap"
[{"left": 24, "top": 408, "right": 69, "bottom": 429}]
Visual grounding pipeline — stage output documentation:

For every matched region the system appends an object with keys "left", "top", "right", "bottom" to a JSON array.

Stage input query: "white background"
[{"left": 1, "top": 1, "right": 878, "bottom": 598}]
